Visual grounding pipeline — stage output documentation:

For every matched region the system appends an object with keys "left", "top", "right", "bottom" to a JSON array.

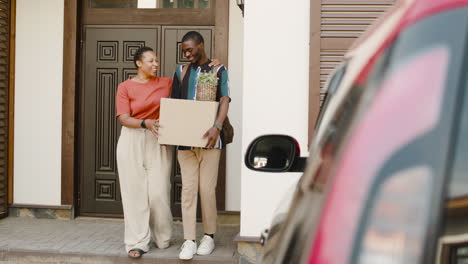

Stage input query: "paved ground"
[{"left": 0, "top": 217, "right": 239, "bottom": 264}]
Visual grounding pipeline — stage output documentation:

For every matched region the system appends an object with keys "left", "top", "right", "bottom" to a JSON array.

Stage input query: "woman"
[
  {"left": 116, "top": 46, "right": 173, "bottom": 259},
  {"left": 116, "top": 46, "right": 220, "bottom": 259}
]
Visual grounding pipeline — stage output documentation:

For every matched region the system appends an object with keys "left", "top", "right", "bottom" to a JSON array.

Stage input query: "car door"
[
  {"left": 345, "top": 8, "right": 468, "bottom": 264},
  {"left": 435, "top": 65, "right": 468, "bottom": 264},
  {"left": 431, "top": 12, "right": 468, "bottom": 264},
  {"left": 263, "top": 6, "right": 468, "bottom": 264}
]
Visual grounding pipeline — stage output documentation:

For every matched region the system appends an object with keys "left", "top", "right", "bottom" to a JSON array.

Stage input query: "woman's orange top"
[{"left": 116, "top": 77, "right": 172, "bottom": 120}]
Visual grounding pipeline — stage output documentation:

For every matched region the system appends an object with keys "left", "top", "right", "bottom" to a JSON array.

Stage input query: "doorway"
[
  {"left": 79, "top": 25, "right": 217, "bottom": 217},
  {"left": 77, "top": 0, "right": 228, "bottom": 217}
]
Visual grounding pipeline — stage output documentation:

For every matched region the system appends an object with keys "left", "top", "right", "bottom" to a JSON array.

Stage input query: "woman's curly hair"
[{"left": 133, "top": 46, "right": 154, "bottom": 68}]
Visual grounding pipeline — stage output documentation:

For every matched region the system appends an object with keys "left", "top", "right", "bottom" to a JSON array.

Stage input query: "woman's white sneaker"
[
  {"left": 179, "top": 240, "right": 197, "bottom": 260},
  {"left": 196, "top": 235, "right": 215, "bottom": 255}
]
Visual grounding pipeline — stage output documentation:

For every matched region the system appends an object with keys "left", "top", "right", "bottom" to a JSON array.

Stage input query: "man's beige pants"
[
  {"left": 178, "top": 148, "right": 221, "bottom": 241},
  {"left": 116, "top": 127, "right": 174, "bottom": 253}
]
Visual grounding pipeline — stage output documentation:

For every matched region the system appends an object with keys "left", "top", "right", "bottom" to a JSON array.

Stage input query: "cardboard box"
[{"left": 158, "top": 98, "right": 219, "bottom": 147}]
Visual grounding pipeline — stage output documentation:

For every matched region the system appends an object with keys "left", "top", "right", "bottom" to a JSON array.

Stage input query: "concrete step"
[
  {"left": 0, "top": 249, "right": 239, "bottom": 264},
  {"left": 0, "top": 217, "right": 240, "bottom": 264}
]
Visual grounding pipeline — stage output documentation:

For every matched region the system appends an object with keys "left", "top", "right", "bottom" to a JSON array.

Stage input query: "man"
[{"left": 170, "top": 31, "right": 230, "bottom": 260}]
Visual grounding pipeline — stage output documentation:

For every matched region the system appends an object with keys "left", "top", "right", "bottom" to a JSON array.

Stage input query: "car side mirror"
[{"left": 245, "top": 135, "right": 307, "bottom": 172}]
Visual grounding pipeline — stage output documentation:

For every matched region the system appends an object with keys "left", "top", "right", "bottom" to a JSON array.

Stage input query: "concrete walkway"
[{"left": 0, "top": 217, "right": 239, "bottom": 264}]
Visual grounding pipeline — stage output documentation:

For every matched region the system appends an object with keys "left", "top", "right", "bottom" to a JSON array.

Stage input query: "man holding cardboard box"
[{"left": 170, "top": 31, "right": 230, "bottom": 260}]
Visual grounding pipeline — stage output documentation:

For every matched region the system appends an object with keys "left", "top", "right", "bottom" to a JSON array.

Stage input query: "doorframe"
[
  {"left": 82, "top": 2, "right": 215, "bottom": 25},
  {"left": 64, "top": 0, "right": 230, "bottom": 215},
  {"left": 8, "top": 0, "right": 16, "bottom": 206},
  {"left": 61, "top": 0, "right": 78, "bottom": 206}
]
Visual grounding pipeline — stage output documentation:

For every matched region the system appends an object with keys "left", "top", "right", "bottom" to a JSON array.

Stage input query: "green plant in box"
[
  {"left": 197, "top": 71, "right": 219, "bottom": 85},
  {"left": 196, "top": 70, "right": 218, "bottom": 101}
]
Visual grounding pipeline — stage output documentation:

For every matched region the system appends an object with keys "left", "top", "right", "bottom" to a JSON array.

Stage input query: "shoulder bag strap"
[{"left": 180, "top": 63, "right": 190, "bottom": 82}]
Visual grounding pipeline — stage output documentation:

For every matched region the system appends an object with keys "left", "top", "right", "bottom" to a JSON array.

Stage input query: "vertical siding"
[
  {"left": 319, "top": 0, "right": 395, "bottom": 102},
  {"left": 0, "top": 0, "right": 9, "bottom": 219}
]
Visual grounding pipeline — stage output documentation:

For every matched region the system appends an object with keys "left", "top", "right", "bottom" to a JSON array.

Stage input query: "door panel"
[{"left": 80, "top": 26, "right": 160, "bottom": 215}]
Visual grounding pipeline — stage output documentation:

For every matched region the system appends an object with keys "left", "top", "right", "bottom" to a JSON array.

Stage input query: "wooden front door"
[
  {"left": 79, "top": 26, "right": 221, "bottom": 217},
  {"left": 79, "top": 26, "right": 161, "bottom": 215}
]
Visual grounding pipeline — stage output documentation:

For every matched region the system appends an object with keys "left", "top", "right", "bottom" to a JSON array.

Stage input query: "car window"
[
  {"left": 437, "top": 33, "right": 468, "bottom": 264},
  {"left": 275, "top": 7, "right": 468, "bottom": 264},
  {"left": 347, "top": 8, "right": 468, "bottom": 264},
  {"left": 269, "top": 69, "right": 369, "bottom": 263},
  {"left": 446, "top": 98, "right": 468, "bottom": 200},
  {"left": 315, "top": 63, "right": 347, "bottom": 131},
  {"left": 350, "top": 45, "right": 456, "bottom": 264},
  {"left": 278, "top": 50, "right": 374, "bottom": 264}
]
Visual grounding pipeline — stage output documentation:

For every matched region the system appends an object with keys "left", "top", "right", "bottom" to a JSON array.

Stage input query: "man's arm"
[
  {"left": 204, "top": 96, "right": 229, "bottom": 148},
  {"left": 214, "top": 96, "right": 229, "bottom": 127},
  {"left": 215, "top": 67, "right": 230, "bottom": 128},
  {"left": 204, "top": 66, "right": 230, "bottom": 148}
]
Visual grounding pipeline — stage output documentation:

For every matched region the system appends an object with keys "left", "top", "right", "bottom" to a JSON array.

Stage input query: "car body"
[
  {"left": 245, "top": 0, "right": 468, "bottom": 263},
  {"left": 252, "top": 0, "right": 413, "bottom": 252}
]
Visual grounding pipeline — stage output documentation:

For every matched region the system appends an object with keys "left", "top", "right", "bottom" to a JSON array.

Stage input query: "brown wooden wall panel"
[
  {"left": 319, "top": 0, "right": 395, "bottom": 103},
  {"left": 83, "top": 6, "right": 214, "bottom": 25},
  {"left": 321, "top": 0, "right": 395, "bottom": 39},
  {"left": 320, "top": 50, "right": 347, "bottom": 104},
  {"left": 0, "top": 0, "right": 9, "bottom": 219}
]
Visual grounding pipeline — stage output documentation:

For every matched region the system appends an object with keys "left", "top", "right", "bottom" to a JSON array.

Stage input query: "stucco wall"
[
  {"left": 240, "top": 0, "right": 310, "bottom": 236},
  {"left": 10, "top": 0, "right": 307, "bottom": 220},
  {"left": 226, "top": 0, "right": 243, "bottom": 211},
  {"left": 14, "top": 0, "right": 64, "bottom": 205}
]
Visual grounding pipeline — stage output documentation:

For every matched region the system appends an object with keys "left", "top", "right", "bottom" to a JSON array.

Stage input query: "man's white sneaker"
[
  {"left": 197, "top": 235, "right": 215, "bottom": 255},
  {"left": 179, "top": 240, "right": 197, "bottom": 260}
]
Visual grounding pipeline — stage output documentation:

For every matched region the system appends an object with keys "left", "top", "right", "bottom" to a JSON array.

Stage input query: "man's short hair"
[{"left": 182, "top": 31, "right": 204, "bottom": 45}]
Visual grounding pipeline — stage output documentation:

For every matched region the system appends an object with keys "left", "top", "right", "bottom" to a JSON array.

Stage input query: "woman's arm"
[{"left": 118, "top": 113, "right": 160, "bottom": 136}]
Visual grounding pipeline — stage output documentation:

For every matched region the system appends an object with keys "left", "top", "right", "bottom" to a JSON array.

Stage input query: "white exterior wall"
[
  {"left": 14, "top": 0, "right": 64, "bottom": 205},
  {"left": 226, "top": 1, "right": 244, "bottom": 211},
  {"left": 241, "top": 0, "right": 310, "bottom": 236}
]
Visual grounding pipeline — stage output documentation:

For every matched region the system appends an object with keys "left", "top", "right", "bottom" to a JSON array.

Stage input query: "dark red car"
[{"left": 245, "top": 0, "right": 468, "bottom": 263}]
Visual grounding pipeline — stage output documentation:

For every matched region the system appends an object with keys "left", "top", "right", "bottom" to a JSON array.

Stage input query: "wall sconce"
[{"left": 236, "top": 0, "right": 244, "bottom": 16}]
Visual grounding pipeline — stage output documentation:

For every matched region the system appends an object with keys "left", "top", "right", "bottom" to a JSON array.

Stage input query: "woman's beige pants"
[{"left": 116, "top": 127, "right": 174, "bottom": 253}]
